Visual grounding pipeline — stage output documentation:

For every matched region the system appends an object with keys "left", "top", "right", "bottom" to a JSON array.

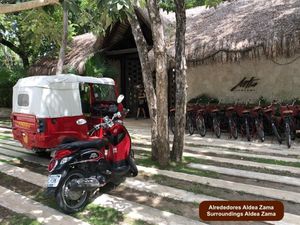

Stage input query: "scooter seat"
[{"left": 55, "top": 139, "right": 108, "bottom": 151}]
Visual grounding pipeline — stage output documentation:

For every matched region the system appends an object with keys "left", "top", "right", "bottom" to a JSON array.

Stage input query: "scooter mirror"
[{"left": 117, "top": 94, "right": 125, "bottom": 104}]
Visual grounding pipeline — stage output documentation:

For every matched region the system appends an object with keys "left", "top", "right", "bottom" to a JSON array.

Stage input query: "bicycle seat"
[
  {"left": 242, "top": 110, "right": 250, "bottom": 114},
  {"left": 197, "top": 109, "right": 204, "bottom": 113},
  {"left": 211, "top": 109, "right": 220, "bottom": 113},
  {"left": 283, "top": 110, "right": 293, "bottom": 115},
  {"left": 253, "top": 106, "right": 261, "bottom": 111},
  {"left": 226, "top": 106, "right": 234, "bottom": 111},
  {"left": 264, "top": 108, "right": 272, "bottom": 113}
]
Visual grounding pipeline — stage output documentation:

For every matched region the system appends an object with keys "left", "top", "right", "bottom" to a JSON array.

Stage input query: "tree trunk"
[
  {"left": 128, "top": 11, "right": 159, "bottom": 160},
  {"left": 56, "top": 0, "right": 68, "bottom": 75},
  {"left": 0, "top": 0, "right": 59, "bottom": 14},
  {"left": 147, "top": 0, "right": 170, "bottom": 166},
  {"left": 0, "top": 36, "right": 29, "bottom": 69},
  {"left": 171, "top": 0, "right": 187, "bottom": 162}
]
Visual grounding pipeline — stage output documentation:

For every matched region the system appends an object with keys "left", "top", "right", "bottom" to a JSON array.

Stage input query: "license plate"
[{"left": 47, "top": 174, "right": 62, "bottom": 187}]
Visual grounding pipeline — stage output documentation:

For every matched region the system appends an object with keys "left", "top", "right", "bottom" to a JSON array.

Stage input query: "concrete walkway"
[
  {"left": 122, "top": 179, "right": 221, "bottom": 203},
  {"left": 187, "top": 163, "right": 300, "bottom": 187},
  {"left": 93, "top": 194, "right": 204, "bottom": 225},
  {"left": 137, "top": 165, "right": 300, "bottom": 204},
  {"left": 0, "top": 185, "right": 89, "bottom": 225},
  {"left": 134, "top": 145, "right": 300, "bottom": 175}
]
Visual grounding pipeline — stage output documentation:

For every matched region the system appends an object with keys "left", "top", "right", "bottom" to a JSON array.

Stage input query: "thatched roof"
[
  {"left": 28, "top": 22, "right": 132, "bottom": 75},
  {"left": 163, "top": 0, "right": 300, "bottom": 65},
  {"left": 28, "top": 33, "right": 102, "bottom": 75},
  {"left": 29, "top": 0, "right": 300, "bottom": 75}
]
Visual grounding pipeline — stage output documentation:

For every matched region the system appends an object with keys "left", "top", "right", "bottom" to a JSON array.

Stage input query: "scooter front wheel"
[
  {"left": 55, "top": 169, "right": 90, "bottom": 214},
  {"left": 128, "top": 156, "right": 138, "bottom": 177}
]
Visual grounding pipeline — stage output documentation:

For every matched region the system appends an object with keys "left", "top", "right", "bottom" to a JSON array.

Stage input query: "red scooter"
[{"left": 46, "top": 107, "right": 137, "bottom": 213}]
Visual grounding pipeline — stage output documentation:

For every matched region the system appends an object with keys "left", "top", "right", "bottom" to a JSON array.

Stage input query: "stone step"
[
  {"left": 137, "top": 165, "right": 300, "bottom": 204},
  {"left": 133, "top": 138, "right": 300, "bottom": 162},
  {"left": 187, "top": 163, "right": 300, "bottom": 187},
  {"left": 5, "top": 137, "right": 299, "bottom": 179},
  {"left": 0, "top": 146, "right": 49, "bottom": 166},
  {"left": 130, "top": 130, "right": 300, "bottom": 151},
  {"left": 92, "top": 194, "right": 204, "bottom": 225},
  {"left": 132, "top": 137, "right": 300, "bottom": 157},
  {"left": 122, "top": 179, "right": 220, "bottom": 203},
  {"left": 1, "top": 151, "right": 299, "bottom": 225},
  {"left": 0, "top": 154, "right": 17, "bottom": 162},
  {"left": 134, "top": 146, "right": 300, "bottom": 175},
  {"left": 185, "top": 145, "right": 300, "bottom": 163},
  {"left": 0, "top": 185, "right": 89, "bottom": 225},
  {"left": 0, "top": 140, "right": 33, "bottom": 154},
  {"left": 0, "top": 127, "right": 12, "bottom": 133},
  {"left": 0, "top": 161, "right": 47, "bottom": 187},
  {"left": 0, "top": 161, "right": 203, "bottom": 225},
  {"left": 3, "top": 137, "right": 300, "bottom": 180}
]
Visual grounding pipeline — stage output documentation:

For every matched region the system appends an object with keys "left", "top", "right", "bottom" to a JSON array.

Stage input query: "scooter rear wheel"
[{"left": 55, "top": 169, "right": 90, "bottom": 214}]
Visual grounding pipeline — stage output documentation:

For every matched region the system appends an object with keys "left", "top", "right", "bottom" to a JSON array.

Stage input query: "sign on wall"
[{"left": 230, "top": 77, "right": 260, "bottom": 92}]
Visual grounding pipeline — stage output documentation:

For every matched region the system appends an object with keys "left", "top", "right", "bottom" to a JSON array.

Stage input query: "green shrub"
[
  {"left": 188, "top": 94, "right": 219, "bottom": 104},
  {"left": 0, "top": 66, "right": 26, "bottom": 107}
]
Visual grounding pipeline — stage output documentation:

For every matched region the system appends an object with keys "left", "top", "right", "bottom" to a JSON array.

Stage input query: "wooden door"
[{"left": 123, "top": 55, "right": 143, "bottom": 116}]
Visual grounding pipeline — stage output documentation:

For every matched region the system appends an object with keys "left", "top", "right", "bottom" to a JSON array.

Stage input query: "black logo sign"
[{"left": 231, "top": 77, "right": 259, "bottom": 92}]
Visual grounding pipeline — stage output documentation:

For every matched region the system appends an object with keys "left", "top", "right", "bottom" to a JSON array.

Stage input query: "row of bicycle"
[{"left": 169, "top": 100, "right": 300, "bottom": 148}]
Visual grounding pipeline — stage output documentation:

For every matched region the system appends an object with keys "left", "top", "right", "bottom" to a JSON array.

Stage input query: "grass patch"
[
  {"left": 0, "top": 209, "right": 41, "bottom": 225},
  {"left": 75, "top": 204, "right": 123, "bottom": 225},
  {"left": 131, "top": 219, "right": 154, "bottom": 225},
  {"left": 149, "top": 174, "right": 221, "bottom": 198},
  {"left": 237, "top": 156, "right": 300, "bottom": 168},
  {"left": 0, "top": 135, "right": 11, "bottom": 140},
  {"left": 0, "top": 172, "right": 149, "bottom": 225},
  {"left": 135, "top": 151, "right": 219, "bottom": 178}
]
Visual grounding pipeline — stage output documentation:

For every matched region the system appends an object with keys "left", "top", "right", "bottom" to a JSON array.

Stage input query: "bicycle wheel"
[
  {"left": 196, "top": 115, "right": 206, "bottom": 137},
  {"left": 255, "top": 118, "right": 265, "bottom": 142},
  {"left": 229, "top": 118, "right": 238, "bottom": 139},
  {"left": 285, "top": 122, "right": 291, "bottom": 148},
  {"left": 245, "top": 118, "right": 251, "bottom": 141},
  {"left": 271, "top": 122, "right": 282, "bottom": 144},
  {"left": 187, "top": 115, "right": 195, "bottom": 135},
  {"left": 213, "top": 117, "right": 221, "bottom": 138}
]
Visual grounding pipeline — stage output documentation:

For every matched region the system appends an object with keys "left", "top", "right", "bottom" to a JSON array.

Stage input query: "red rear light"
[
  {"left": 48, "top": 159, "right": 58, "bottom": 172},
  {"left": 55, "top": 150, "right": 72, "bottom": 159}
]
